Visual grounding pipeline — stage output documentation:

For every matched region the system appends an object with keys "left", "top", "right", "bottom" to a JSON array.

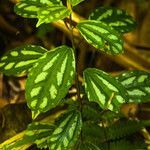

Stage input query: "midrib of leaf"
[{"left": 92, "top": 74, "right": 112, "bottom": 99}]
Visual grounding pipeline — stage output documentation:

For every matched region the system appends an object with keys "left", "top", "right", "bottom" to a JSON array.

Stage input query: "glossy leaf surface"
[
  {"left": 0, "top": 45, "right": 47, "bottom": 75},
  {"left": 14, "top": 0, "right": 62, "bottom": 18},
  {"left": 26, "top": 45, "right": 75, "bottom": 113},
  {"left": 89, "top": 7, "right": 137, "bottom": 33},
  {"left": 77, "top": 20, "right": 123, "bottom": 54},
  {"left": 36, "top": 5, "right": 71, "bottom": 27},
  {"left": 116, "top": 70, "right": 150, "bottom": 103},
  {"left": 48, "top": 110, "right": 82, "bottom": 150},
  {"left": 84, "top": 68, "right": 129, "bottom": 111}
]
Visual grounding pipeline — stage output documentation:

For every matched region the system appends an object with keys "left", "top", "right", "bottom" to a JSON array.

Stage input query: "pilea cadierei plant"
[{"left": 0, "top": 0, "right": 150, "bottom": 149}]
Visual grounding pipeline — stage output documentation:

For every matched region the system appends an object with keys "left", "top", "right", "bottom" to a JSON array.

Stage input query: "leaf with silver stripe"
[
  {"left": 25, "top": 45, "right": 75, "bottom": 113},
  {"left": 36, "top": 5, "right": 71, "bottom": 27},
  {"left": 48, "top": 110, "right": 82, "bottom": 150},
  {"left": 3, "top": 122, "right": 55, "bottom": 150},
  {"left": 116, "top": 70, "right": 150, "bottom": 103},
  {"left": 0, "top": 45, "right": 47, "bottom": 76},
  {"left": 14, "top": 0, "right": 63, "bottom": 18},
  {"left": 89, "top": 7, "right": 137, "bottom": 33},
  {"left": 77, "top": 20, "right": 123, "bottom": 55},
  {"left": 83, "top": 68, "right": 129, "bottom": 111}
]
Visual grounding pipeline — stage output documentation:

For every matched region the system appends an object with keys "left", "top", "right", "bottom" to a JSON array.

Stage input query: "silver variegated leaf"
[
  {"left": 26, "top": 122, "right": 55, "bottom": 149},
  {"left": 48, "top": 110, "right": 82, "bottom": 150},
  {"left": 79, "top": 142, "right": 101, "bottom": 150},
  {"left": 0, "top": 45, "right": 47, "bottom": 76},
  {"left": 83, "top": 68, "right": 129, "bottom": 111},
  {"left": 3, "top": 122, "right": 55, "bottom": 150},
  {"left": 77, "top": 20, "right": 123, "bottom": 55},
  {"left": 116, "top": 70, "right": 150, "bottom": 103},
  {"left": 14, "top": 0, "right": 62, "bottom": 18},
  {"left": 89, "top": 7, "right": 137, "bottom": 33},
  {"left": 25, "top": 45, "right": 75, "bottom": 113},
  {"left": 36, "top": 5, "right": 71, "bottom": 27},
  {"left": 68, "top": 0, "right": 85, "bottom": 6}
]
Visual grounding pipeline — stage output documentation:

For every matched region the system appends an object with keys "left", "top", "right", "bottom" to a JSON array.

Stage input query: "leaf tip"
[{"left": 32, "top": 111, "right": 40, "bottom": 120}]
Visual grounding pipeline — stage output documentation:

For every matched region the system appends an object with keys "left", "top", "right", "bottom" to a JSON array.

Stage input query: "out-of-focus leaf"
[
  {"left": 36, "top": 5, "right": 71, "bottom": 27},
  {"left": 116, "top": 70, "right": 150, "bottom": 103},
  {"left": 14, "top": 0, "right": 63, "bottom": 18},
  {"left": 89, "top": 7, "right": 137, "bottom": 33}
]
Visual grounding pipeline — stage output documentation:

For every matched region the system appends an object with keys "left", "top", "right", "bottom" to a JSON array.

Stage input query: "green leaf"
[
  {"left": 82, "top": 123, "right": 106, "bottom": 144},
  {"left": 77, "top": 20, "right": 123, "bottom": 55},
  {"left": 0, "top": 45, "right": 47, "bottom": 76},
  {"left": 48, "top": 110, "right": 82, "bottom": 150},
  {"left": 68, "top": 0, "right": 84, "bottom": 6},
  {"left": 82, "top": 104, "right": 102, "bottom": 122},
  {"left": 25, "top": 45, "right": 75, "bottom": 113},
  {"left": 89, "top": 7, "right": 137, "bottom": 33},
  {"left": 14, "top": 0, "right": 62, "bottom": 18},
  {"left": 82, "top": 120, "right": 150, "bottom": 146},
  {"left": 36, "top": 5, "right": 71, "bottom": 27},
  {"left": 101, "top": 140, "right": 146, "bottom": 150},
  {"left": 79, "top": 142, "right": 101, "bottom": 150},
  {"left": 3, "top": 122, "right": 55, "bottom": 150},
  {"left": 116, "top": 70, "right": 150, "bottom": 103},
  {"left": 106, "top": 120, "right": 150, "bottom": 141},
  {"left": 83, "top": 68, "right": 129, "bottom": 111}
]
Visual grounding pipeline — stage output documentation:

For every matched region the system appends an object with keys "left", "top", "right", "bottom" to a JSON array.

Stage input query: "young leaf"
[
  {"left": 25, "top": 45, "right": 75, "bottom": 113},
  {"left": 14, "top": 0, "right": 63, "bottom": 18},
  {"left": 68, "top": 0, "right": 85, "bottom": 6},
  {"left": 89, "top": 7, "right": 137, "bottom": 33},
  {"left": 79, "top": 142, "right": 101, "bottom": 150},
  {"left": 3, "top": 122, "right": 55, "bottom": 150},
  {"left": 0, "top": 45, "right": 47, "bottom": 76},
  {"left": 77, "top": 20, "right": 123, "bottom": 55},
  {"left": 48, "top": 110, "right": 82, "bottom": 150},
  {"left": 36, "top": 5, "right": 71, "bottom": 27},
  {"left": 116, "top": 70, "right": 150, "bottom": 103},
  {"left": 83, "top": 68, "right": 129, "bottom": 111}
]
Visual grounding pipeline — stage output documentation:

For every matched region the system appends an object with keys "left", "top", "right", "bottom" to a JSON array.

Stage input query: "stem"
[
  {"left": 66, "top": 0, "right": 83, "bottom": 142},
  {"left": 66, "top": 1, "right": 81, "bottom": 102}
]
